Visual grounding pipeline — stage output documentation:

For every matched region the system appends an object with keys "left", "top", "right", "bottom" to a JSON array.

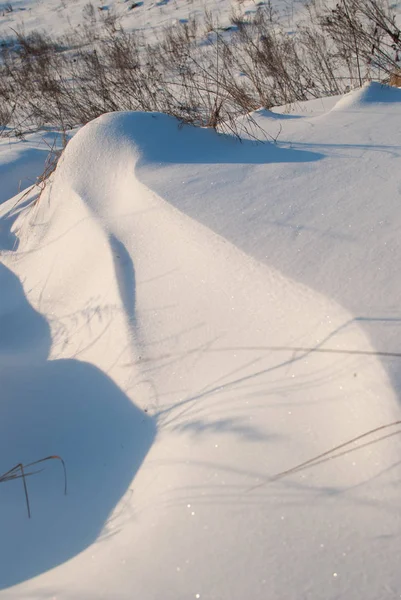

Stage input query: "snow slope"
[{"left": 2, "top": 83, "right": 401, "bottom": 598}]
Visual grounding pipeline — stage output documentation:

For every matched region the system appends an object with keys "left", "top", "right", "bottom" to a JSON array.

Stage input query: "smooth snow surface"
[{"left": 2, "top": 82, "right": 401, "bottom": 599}]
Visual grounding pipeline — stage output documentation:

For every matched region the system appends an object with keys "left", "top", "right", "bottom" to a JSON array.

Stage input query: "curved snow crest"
[
  {"left": 49, "top": 110, "right": 323, "bottom": 346},
  {"left": 3, "top": 108, "right": 401, "bottom": 597},
  {"left": 59, "top": 111, "right": 237, "bottom": 188},
  {"left": 58, "top": 110, "right": 323, "bottom": 185},
  {"left": 54, "top": 109, "right": 401, "bottom": 470},
  {"left": 50, "top": 111, "right": 325, "bottom": 351},
  {"left": 30, "top": 108, "right": 401, "bottom": 480},
  {"left": 331, "top": 81, "right": 401, "bottom": 112}
]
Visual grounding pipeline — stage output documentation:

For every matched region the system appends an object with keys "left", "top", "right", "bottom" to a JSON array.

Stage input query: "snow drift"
[{"left": 2, "top": 86, "right": 401, "bottom": 598}]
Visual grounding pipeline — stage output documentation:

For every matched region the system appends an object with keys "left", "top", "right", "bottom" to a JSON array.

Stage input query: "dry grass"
[
  {"left": 389, "top": 69, "right": 401, "bottom": 87},
  {"left": 0, "top": 1, "right": 400, "bottom": 138},
  {"left": 0, "top": 455, "right": 67, "bottom": 518},
  {"left": 247, "top": 420, "right": 401, "bottom": 493}
]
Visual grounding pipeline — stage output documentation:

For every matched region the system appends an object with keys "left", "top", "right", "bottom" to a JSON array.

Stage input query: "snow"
[
  {"left": 2, "top": 82, "right": 401, "bottom": 598},
  {"left": 0, "top": 130, "right": 72, "bottom": 208},
  {"left": 0, "top": 0, "right": 309, "bottom": 42}
]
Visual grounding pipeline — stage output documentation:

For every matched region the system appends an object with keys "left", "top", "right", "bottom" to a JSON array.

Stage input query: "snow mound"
[
  {"left": 332, "top": 80, "right": 401, "bottom": 111},
  {"left": 2, "top": 107, "right": 401, "bottom": 599},
  {"left": 58, "top": 110, "right": 323, "bottom": 174}
]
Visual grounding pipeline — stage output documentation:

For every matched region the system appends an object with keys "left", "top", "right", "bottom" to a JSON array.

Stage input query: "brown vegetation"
[{"left": 0, "top": 0, "right": 400, "bottom": 138}]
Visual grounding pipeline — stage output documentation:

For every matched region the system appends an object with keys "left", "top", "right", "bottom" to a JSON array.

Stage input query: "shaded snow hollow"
[{"left": 1, "top": 83, "right": 401, "bottom": 598}]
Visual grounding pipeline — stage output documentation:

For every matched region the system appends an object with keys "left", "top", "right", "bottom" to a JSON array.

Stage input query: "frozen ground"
[{"left": 1, "top": 82, "right": 401, "bottom": 599}]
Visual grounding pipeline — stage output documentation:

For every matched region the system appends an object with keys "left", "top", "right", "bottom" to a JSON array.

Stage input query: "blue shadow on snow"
[
  {"left": 87, "top": 111, "right": 324, "bottom": 165},
  {"left": 0, "top": 263, "right": 156, "bottom": 589}
]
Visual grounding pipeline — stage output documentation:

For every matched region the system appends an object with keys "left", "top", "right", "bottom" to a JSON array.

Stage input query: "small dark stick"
[
  {"left": 0, "top": 455, "right": 67, "bottom": 518},
  {"left": 20, "top": 463, "right": 30, "bottom": 518},
  {"left": 24, "top": 456, "right": 68, "bottom": 496},
  {"left": 0, "top": 463, "right": 31, "bottom": 517}
]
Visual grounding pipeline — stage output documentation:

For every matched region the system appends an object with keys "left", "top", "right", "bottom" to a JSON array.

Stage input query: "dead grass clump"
[
  {"left": 1, "top": 0, "right": 401, "bottom": 138},
  {"left": 389, "top": 68, "right": 401, "bottom": 87}
]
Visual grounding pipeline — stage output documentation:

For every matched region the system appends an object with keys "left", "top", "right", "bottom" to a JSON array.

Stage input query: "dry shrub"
[
  {"left": 389, "top": 68, "right": 401, "bottom": 87},
  {"left": 0, "top": 0, "right": 400, "bottom": 139}
]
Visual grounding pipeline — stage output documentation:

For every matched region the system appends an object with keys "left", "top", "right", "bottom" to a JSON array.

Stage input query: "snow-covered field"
[
  {"left": 2, "top": 79, "right": 401, "bottom": 599},
  {"left": 0, "top": 0, "right": 308, "bottom": 41}
]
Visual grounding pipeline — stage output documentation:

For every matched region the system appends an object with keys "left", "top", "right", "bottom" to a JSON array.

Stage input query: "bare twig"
[{"left": 0, "top": 455, "right": 67, "bottom": 518}]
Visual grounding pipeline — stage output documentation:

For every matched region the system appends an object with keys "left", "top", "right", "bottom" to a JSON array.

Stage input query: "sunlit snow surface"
[{"left": 1, "top": 83, "right": 401, "bottom": 598}]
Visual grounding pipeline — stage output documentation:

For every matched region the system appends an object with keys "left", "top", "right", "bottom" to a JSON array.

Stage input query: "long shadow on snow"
[
  {"left": 109, "top": 233, "right": 137, "bottom": 327},
  {"left": 278, "top": 140, "right": 401, "bottom": 159},
  {"left": 96, "top": 112, "right": 323, "bottom": 165},
  {"left": 0, "top": 263, "right": 156, "bottom": 589},
  {"left": 131, "top": 112, "right": 401, "bottom": 415}
]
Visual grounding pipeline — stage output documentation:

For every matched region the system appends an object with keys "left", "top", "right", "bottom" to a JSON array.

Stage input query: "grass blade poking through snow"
[
  {"left": 0, "top": 455, "right": 67, "bottom": 518},
  {"left": 247, "top": 421, "right": 401, "bottom": 493}
]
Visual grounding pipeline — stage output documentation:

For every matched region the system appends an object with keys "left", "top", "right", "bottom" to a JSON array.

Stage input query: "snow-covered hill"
[{"left": 1, "top": 82, "right": 401, "bottom": 599}]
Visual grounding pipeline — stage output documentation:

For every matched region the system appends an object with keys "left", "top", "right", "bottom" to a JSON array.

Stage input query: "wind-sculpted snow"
[
  {"left": 1, "top": 97, "right": 401, "bottom": 599},
  {"left": 331, "top": 80, "right": 401, "bottom": 112}
]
